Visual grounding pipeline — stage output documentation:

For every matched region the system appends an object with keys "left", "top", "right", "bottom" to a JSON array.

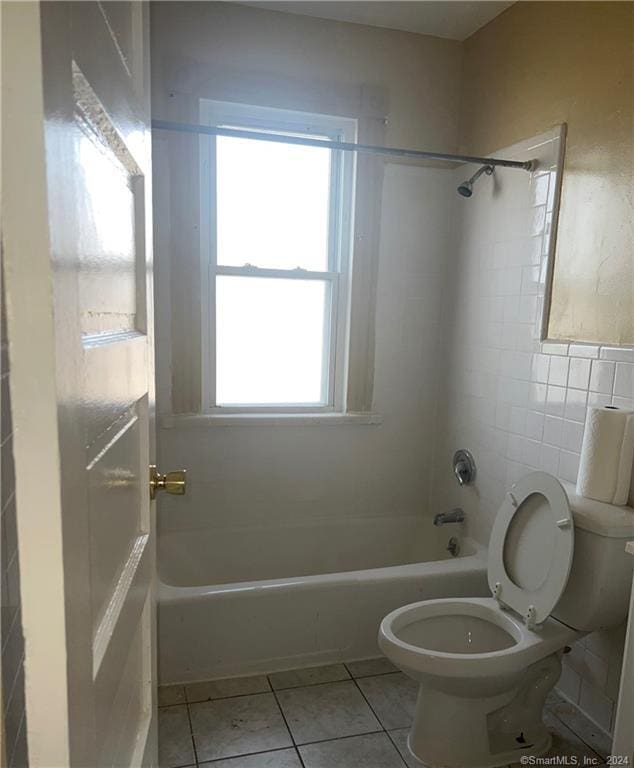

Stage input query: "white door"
[{"left": 3, "top": 2, "right": 160, "bottom": 766}]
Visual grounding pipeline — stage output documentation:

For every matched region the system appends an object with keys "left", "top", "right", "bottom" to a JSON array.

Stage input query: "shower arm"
[{"left": 151, "top": 119, "right": 535, "bottom": 171}]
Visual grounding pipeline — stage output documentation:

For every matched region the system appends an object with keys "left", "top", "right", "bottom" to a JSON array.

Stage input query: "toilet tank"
[{"left": 552, "top": 483, "right": 634, "bottom": 632}]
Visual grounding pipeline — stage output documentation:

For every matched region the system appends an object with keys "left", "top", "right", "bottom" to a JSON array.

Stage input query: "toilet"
[{"left": 379, "top": 471, "right": 634, "bottom": 768}]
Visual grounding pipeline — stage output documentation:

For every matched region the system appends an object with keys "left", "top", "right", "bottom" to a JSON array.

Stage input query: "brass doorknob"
[{"left": 149, "top": 465, "right": 187, "bottom": 500}]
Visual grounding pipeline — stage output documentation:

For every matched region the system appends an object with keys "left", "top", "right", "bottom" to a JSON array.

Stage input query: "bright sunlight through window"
[{"left": 206, "top": 106, "right": 354, "bottom": 410}]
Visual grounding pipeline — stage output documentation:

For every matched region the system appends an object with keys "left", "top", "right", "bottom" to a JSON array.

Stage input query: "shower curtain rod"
[{"left": 152, "top": 119, "right": 534, "bottom": 171}]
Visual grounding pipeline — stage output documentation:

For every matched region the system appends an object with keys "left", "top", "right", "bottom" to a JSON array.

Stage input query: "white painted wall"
[
  {"left": 150, "top": 2, "right": 462, "bottom": 152},
  {"left": 158, "top": 163, "right": 455, "bottom": 564},
  {"left": 152, "top": 2, "right": 461, "bottom": 572},
  {"left": 431, "top": 129, "right": 634, "bottom": 735}
]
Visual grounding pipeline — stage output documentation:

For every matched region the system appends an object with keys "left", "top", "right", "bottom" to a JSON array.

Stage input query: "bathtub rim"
[{"left": 158, "top": 538, "right": 487, "bottom": 603}]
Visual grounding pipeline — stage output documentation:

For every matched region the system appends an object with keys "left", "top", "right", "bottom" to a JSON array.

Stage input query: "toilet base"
[
  {"left": 407, "top": 654, "right": 561, "bottom": 768},
  {"left": 407, "top": 733, "right": 552, "bottom": 768}
]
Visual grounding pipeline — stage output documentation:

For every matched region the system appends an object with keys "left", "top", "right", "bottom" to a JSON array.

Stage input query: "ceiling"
[{"left": 239, "top": 1, "right": 514, "bottom": 41}]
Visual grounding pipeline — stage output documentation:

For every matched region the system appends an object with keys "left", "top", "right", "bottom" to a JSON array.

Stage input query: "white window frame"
[{"left": 199, "top": 99, "right": 357, "bottom": 414}]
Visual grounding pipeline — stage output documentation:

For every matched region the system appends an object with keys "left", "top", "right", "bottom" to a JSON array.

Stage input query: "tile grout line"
[
  {"left": 158, "top": 664, "right": 400, "bottom": 706},
  {"left": 348, "top": 673, "right": 411, "bottom": 768},
  {"left": 162, "top": 671, "right": 411, "bottom": 767},
  {"left": 385, "top": 729, "right": 417, "bottom": 768},
  {"left": 185, "top": 701, "right": 199, "bottom": 767},
  {"left": 266, "top": 674, "right": 308, "bottom": 768},
  {"left": 161, "top": 664, "right": 610, "bottom": 767},
  {"left": 194, "top": 743, "right": 302, "bottom": 766},
  {"left": 185, "top": 685, "right": 273, "bottom": 706}
]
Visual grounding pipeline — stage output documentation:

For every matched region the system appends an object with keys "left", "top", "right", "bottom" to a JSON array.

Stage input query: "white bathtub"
[{"left": 157, "top": 517, "right": 489, "bottom": 684}]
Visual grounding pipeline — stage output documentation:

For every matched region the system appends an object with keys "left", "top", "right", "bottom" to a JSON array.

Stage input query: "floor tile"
[
  {"left": 388, "top": 729, "right": 423, "bottom": 767},
  {"left": 346, "top": 657, "right": 398, "bottom": 678},
  {"left": 299, "top": 732, "right": 406, "bottom": 768},
  {"left": 186, "top": 675, "right": 270, "bottom": 703},
  {"left": 198, "top": 747, "right": 302, "bottom": 767},
  {"left": 507, "top": 710, "right": 604, "bottom": 766},
  {"left": 190, "top": 692, "right": 292, "bottom": 762},
  {"left": 276, "top": 680, "right": 381, "bottom": 744},
  {"left": 356, "top": 672, "right": 418, "bottom": 730},
  {"left": 546, "top": 690, "right": 612, "bottom": 758},
  {"left": 269, "top": 664, "right": 350, "bottom": 690},
  {"left": 158, "top": 705, "right": 195, "bottom": 768},
  {"left": 159, "top": 685, "right": 186, "bottom": 707}
]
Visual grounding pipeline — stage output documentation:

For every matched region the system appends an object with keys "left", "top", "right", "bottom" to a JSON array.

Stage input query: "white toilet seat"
[
  {"left": 488, "top": 472, "right": 574, "bottom": 626},
  {"left": 379, "top": 597, "right": 578, "bottom": 681}
]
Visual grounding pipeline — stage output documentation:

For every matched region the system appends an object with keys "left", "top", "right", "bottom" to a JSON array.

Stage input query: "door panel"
[
  {"left": 87, "top": 406, "right": 143, "bottom": 635},
  {"left": 37, "top": 2, "right": 156, "bottom": 765}
]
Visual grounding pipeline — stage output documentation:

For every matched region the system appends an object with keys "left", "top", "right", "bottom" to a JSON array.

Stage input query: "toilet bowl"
[{"left": 379, "top": 472, "right": 634, "bottom": 768}]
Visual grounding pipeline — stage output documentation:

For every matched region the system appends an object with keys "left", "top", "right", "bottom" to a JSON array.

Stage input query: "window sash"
[
  {"left": 214, "top": 272, "right": 336, "bottom": 410},
  {"left": 200, "top": 100, "right": 355, "bottom": 414}
]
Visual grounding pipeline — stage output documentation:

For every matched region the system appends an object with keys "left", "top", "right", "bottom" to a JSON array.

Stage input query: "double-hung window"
[{"left": 200, "top": 101, "right": 356, "bottom": 413}]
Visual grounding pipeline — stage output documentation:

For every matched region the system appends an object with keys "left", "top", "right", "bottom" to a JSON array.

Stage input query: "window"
[{"left": 200, "top": 101, "right": 356, "bottom": 412}]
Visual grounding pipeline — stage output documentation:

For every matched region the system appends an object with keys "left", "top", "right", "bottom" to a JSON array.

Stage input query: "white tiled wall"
[
  {"left": 432, "top": 127, "right": 634, "bottom": 735},
  {"left": 1, "top": 279, "right": 29, "bottom": 767}
]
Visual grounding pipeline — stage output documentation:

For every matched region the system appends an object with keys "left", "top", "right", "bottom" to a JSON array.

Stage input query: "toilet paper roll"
[{"left": 576, "top": 406, "right": 634, "bottom": 505}]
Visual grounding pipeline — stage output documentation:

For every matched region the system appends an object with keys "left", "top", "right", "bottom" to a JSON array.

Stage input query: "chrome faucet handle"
[{"left": 453, "top": 449, "right": 476, "bottom": 486}]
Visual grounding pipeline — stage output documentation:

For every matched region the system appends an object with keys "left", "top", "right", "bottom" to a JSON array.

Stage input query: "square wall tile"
[
  {"left": 599, "top": 346, "right": 634, "bottom": 363},
  {"left": 562, "top": 421, "right": 584, "bottom": 453},
  {"left": 569, "top": 344, "right": 600, "bottom": 359},
  {"left": 543, "top": 416, "right": 563, "bottom": 447},
  {"left": 525, "top": 410, "right": 544, "bottom": 441},
  {"left": 531, "top": 353, "right": 550, "bottom": 383},
  {"left": 509, "top": 407, "right": 527, "bottom": 435},
  {"left": 559, "top": 451, "right": 580, "bottom": 483},
  {"left": 613, "top": 363, "right": 634, "bottom": 399},
  {"left": 545, "top": 386, "right": 566, "bottom": 417},
  {"left": 589, "top": 360, "right": 616, "bottom": 395},
  {"left": 528, "top": 383, "right": 547, "bottom": 411},
  {"left": 548, "top": 356, "right": 569, "bottom": 387},
  {"left": 568, "top": 358, "right": 591, "bottom": 390},
  {"left": 539, "top": 444, "right": 560, "bottom": 473},
  {"left": 587, "top": 392, "right": 611, "bottom": 409},
  {"left": 530, "top": 173, "right": 550, "bottom": 207},
  {"left": 521, "top": 438, "right": 542, "bottom": 468},
  {"left": 564, "top": 389, "right": 588, "bottom": 423}
]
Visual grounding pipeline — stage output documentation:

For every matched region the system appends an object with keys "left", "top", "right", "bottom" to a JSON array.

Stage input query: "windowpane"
[
  {"left": 216, "top": 136, "right": 331, "bottom": 271},
  {"left": 216, "top": 276, "right": 329, "bottom": 405}
]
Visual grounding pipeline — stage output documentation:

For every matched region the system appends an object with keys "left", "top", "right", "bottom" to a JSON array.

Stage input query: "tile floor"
[{"left": 159, "top": 659, "right": 611, "bottom": 767}]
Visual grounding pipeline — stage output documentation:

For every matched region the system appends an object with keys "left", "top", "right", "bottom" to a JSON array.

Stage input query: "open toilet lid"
[{"left": 488, "top": 472, "right": 574, "bottom": 626}]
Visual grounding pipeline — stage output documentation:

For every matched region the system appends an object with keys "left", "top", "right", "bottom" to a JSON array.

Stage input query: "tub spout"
[{"left": 433, "top": 508, "right": 465, "bottom": 526}]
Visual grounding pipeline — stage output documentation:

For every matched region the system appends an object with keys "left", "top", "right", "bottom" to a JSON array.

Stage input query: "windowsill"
[{"left": 160, "top": 412, "right": 383, "bottom": 428}]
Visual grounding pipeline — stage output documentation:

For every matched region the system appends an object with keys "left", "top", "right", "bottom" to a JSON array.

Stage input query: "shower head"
[{"left": 457, "top": 164, "right": 494, "bottom": 198}]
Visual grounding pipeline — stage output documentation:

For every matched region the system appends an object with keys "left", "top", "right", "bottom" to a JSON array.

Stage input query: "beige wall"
[{"left": 459, "top": 2, "right": 633, "bottom": 345}]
